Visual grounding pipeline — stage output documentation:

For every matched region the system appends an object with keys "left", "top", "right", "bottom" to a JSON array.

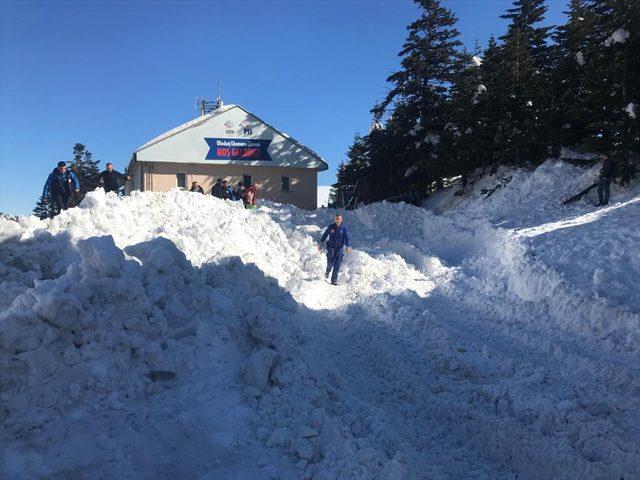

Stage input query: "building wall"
[{"left": 127, "top": 162, "right": 318, "bottom": 210}]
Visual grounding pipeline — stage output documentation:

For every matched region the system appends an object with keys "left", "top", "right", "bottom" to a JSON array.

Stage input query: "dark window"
[
  {"left": 177, "top": 173, "right": 186, "bottom": 188},
  {"left": 281, "top": 176, "right": 290, "bottom": 191},
  {"left": 243, "top": 174, "right": 252, "bottom": 186}
]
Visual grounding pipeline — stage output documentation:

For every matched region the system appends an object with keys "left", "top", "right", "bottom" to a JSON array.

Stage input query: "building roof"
[{"left": 129, "top": 104, "right": 328, "bottom": 171}]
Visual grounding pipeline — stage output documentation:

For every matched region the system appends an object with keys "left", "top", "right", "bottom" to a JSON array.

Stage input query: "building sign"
[{"left": 204, "top": 138, "right": 272, "bottom": 161}]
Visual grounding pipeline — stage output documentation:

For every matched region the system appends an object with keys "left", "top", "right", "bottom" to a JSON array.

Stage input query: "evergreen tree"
[
  {"left": 372, "top": 0, "right": 462, "bottom": 194},
  {"left": 551, "top": 0, "right": 598, "bottom": 150},
  {"left": 583, "top": 0, "right": 639, "bottom": 177},
  {"left": 69, "top": 143, "right": 100, "bottom": 206},
  {"left": 32, "top": 195, "right": 54, "bottom": 219},
  {"left": 494, "top": 0, "right": 553, "bottom": 164},
  {"left": 474, "top": 36, "right": 507, "bottom": 169},
  {"left": 445, "top": 42, "right": 486, "bottom": 182}
]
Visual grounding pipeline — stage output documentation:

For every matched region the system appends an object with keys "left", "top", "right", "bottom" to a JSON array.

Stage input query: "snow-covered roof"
[
  {"left": 136, "top": 104, "right": 237, "bottom": 152},
  {"left": 129, "top": 104, "right": 328, "bottom": 171}
]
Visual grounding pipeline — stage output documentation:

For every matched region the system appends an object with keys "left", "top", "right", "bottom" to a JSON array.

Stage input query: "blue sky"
[{"left": 0, "top": 0, "right": 566, "bottom": 215}]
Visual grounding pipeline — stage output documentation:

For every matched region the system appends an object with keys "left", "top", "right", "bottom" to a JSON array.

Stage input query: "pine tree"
[
  {"left": 372, "top": 0, "right": 462, "bottom": 194},
  {"left": 69, "top": 143, "right": 100, "bottom": 206},
  {"left": 445, "top": 41, "right": 486, "bottom": 182},
  {"left": 33, "top": 195, "right": 54, "bottom": 219},
  {"left": 583, "top": 0, "right": 639, "bottom": 179},
  {"left": 494, "top": 0, "right": 553, "bottom": 164},
  {"left": 551, "top": 0, "right": 598, "bottom": 151}
]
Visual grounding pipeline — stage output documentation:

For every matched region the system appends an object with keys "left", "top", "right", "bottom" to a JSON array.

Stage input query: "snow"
[
  {"left": 2, "top": 160, "right": 640, "bottom": 479},
  {"left": 604, "top": 28, "right": 630, "bottom": 46},
  {"left": 424, "top": 133, "right": 440, "bottom": 145},
  {"left": 626, "top": 102, "right": 637, "bottom": 119},
  {"left": 477, "top": 84, "right": 487, "bottom": 94},
  {"left": 470, "top": 55, "right": 482, "bottom": 67},
  {"left": 575, "top": 51, "right": 585, "bottom": 66}
]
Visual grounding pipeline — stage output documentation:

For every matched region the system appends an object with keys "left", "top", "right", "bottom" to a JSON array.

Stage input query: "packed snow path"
[{"left": 1, "top": 161, "right": 639, "bottom": 479}]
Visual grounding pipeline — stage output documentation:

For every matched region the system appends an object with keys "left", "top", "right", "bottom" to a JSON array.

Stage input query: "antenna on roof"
[
  {"left": 215, "top": 77, "right": 223, "bottom": 109},
  {"left": 195, "top": 79, "right": 223, "bottom": 116}
]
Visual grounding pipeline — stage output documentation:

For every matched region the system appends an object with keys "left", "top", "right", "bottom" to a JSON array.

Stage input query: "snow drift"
[{"left": 1, "top": 159, "right": 639, "bottom": 479}]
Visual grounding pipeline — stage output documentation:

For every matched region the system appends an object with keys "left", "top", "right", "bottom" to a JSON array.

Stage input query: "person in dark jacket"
[
  {"left": 211, "top": 178, "right": 224, "bottom": 198},
  {"left": 317, "top": 214, "right": 352, "bottom": 285},
  {"left": 189, "top": 181, "right": 204, "bottom": 194},
  {"left": 99, "top": 163, "right": 130, "bottom": 194},
  {"left": 596, "top": 154, "right": 615, "bottom": 206},
  {"left": 235, "top": 182, "right": 246, "bottom": 204},
  {"left": 42, "top": 161, "right": 80, "bottom": 216}
]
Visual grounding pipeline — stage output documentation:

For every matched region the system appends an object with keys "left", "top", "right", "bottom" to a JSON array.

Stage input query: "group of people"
[
  {"left": 42, "top": 161, "right": 129, "bottom": 215},
  {"left": 190, "top": 178, "right": 259, "bottom": 209}
]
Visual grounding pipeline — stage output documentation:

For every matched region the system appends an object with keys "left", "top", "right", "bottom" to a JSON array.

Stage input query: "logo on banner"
[{"left": 204, "top": 138, "right": 272, "bottom": 161}]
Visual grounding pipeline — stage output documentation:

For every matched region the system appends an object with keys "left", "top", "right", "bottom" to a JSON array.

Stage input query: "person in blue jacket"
[
  {"left": 42, "top": 161, "right": 80, "bottom": 216},
  {"left": 317, "top": 213, "right": 352, "bottom": 285}
]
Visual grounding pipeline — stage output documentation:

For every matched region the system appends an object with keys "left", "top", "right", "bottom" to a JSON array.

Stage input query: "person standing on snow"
[
  {"left": 189, "top": 181, "right": 204, "bottom": 194},
  {"left": 244, "top": 184, "right": 258, "bottom": 209},
  {"left": 211, "top": 178, "right": 224, "bottom": 198},
  {"left": 222, "top": 180, "right": 234, "bottom": 200},
  {"left": 99, "top": 163, "right": 130, "bottom": 194},
  {"left": 42, "top": 161, "right": 80, "bottom": 216},
  {"left": 596, "top": 154, "right": 615, "bottom": 206},
  {"left": 235, "top": 182, "right": 246, "bottom": 204},
  {"left": 317, "top": 213, "right": 352, "bottom": 285}
]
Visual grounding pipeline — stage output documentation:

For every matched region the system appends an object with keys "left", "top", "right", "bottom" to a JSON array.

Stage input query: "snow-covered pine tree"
[
  {"left": 371, "top": 0, "right": 462, "bottom": 195},
  {"left": 550, "top": 0, "right": 597, "bottom": 152},
  {"left": 445, "top": 42, "right": 487, "bottom": 183},
  {"left": 495, "top": 0, "right": 553, "bottom": 165},
  {"left": 582, "top": 0, "right": 639, "bottom": 180},
  {"left": 69, "top": 143, "right": 100, "bottom": 206}
]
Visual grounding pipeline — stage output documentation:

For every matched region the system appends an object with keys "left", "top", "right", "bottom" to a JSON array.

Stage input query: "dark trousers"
[
  {"left": 53, "top": 194, "right": 70, "bottom": 216},
  {"left": 598, "top": 178, "right": 610, "bottom": 205},
  {"left": 325, "top": 247, "right": 344, "bottom": 284}
]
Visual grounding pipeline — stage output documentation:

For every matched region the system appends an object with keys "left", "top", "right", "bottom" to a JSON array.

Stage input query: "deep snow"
[{"left": 1, "top": 160, "right": 639, "bottom": 479}]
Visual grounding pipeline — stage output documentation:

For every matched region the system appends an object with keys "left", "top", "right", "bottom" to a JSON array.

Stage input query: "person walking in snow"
[
  {"left": 42, "top": 161, "right": 80, "bottom": 216},
  {"left": 317, "top": 213, "right": 352, "bottom": 285},
  {"left": 99, "top": 163, "right": 130, "bottom": 194},
  {"left": 596, "top": 154, "right": 615, "bottom": 206},
  {"left": 189, "top": 181, "right": 204, "bottom": 194},
  {"left": 211, "top": 178, "right": 224, "bottom": 198}
]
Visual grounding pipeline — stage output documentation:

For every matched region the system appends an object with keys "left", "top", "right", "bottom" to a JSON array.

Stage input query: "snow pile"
[
  {"left": 2, "top": 164, "right": 640, "bottom": 479},
  {"left": 575, "top": 51, "right": 585, "bottom": 66},
  {"left": 626, "top": 102, "right": 637, "bottom": 119},
  {"left": 470, "top": 55, "right": 482, "bottom": 67},
  {"left": 604, "top": 28, "right": 630, "bottom": 46}
]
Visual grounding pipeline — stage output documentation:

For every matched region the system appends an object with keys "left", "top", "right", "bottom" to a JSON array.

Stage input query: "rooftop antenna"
[
  {"left": 214, "top": 77, "right": 223, "bottom": 109},
  {"left": 196, "top": 79, "right": 223, "bottom": 116}
]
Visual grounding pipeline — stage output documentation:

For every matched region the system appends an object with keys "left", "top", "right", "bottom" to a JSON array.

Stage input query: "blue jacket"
[
  {"left": 43, "top": 168, "right": 80, "bottom": 197},
  {"left": 321, "top": 223, "right": 350, "bottom": 250}
]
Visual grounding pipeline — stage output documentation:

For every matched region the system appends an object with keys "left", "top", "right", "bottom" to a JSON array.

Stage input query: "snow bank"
[{"left": 2, "top": 169, "right": 639, "bottom": 479}]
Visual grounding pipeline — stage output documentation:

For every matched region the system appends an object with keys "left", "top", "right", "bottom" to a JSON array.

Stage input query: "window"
[
  {"left": 176, "top": 173, "right": 186, "bottom": 188},
  {"left": 281, "top": 176, "right": 290, "bottom": 191},
  {"left": 243, "top": 174, "right": 252, "bottom": 187}
]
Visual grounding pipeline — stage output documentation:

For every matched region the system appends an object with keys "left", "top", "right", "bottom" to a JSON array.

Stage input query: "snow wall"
[{"left": 1, "top": 159, "right": 639, "bottom": 479}]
